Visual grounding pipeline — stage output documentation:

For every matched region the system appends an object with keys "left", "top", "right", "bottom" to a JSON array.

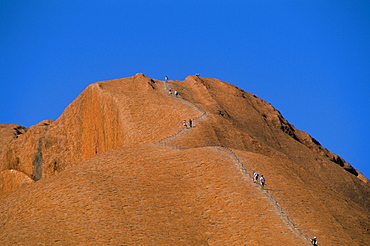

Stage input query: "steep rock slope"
[
  {"left": 0, "top": 124, "right": 27, "bottom": 150},
  {"left": 0, "top": 74, "right": 369, "bottom": 245},
  {"left": 0, "top": 124, "right": 37, "bottom": 199},
  {"left": 0, "top": 145, "right": 308, "bottom": 245},
  {"left": 0, "top": 74, "right": 201, "bottom": 181}
]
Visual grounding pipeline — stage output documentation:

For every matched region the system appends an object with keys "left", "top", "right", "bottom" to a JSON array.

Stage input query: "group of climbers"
[
  {"left": 253, "top": 172, "right": 265, "bottom": 188},
  {"left": 165, "top": 76, "right": 193, "bottom": 129},
  {"left": 183, "top": 119, "right": 193, "bottom": 128},
  {"left": 164, "top": 75, "right": 319, "bottom": 246},
  {"left": 168, "top": 89, "right": 178, "bottom": 97}
]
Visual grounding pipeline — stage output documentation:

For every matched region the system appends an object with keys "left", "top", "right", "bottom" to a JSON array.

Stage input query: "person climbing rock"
[
  {"left": 174, "top": 90, "right": 179, "bottom": 97},
  {"left": 165, "top": 76, "right": 168, "bottom": 82},
  {"left": 253, "top": 172, "right": 259, "bottom": 183},
  {"left": 260, "top": 175, "right": 265, "bottom": 188},
  {"left": 168, "top": 89, "right": 172, "bottom": 96},
  {"left": 183, "top": 120, "right": 187, "bottom": 128},
  {"left": 189, "top": 119, "right": 193, "bottom": 128},
  {"left": 311, "top": 236, "right": 317, "bottom": 246}
]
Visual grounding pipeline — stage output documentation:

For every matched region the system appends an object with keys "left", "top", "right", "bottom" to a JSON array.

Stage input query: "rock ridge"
[{"left": 0, "top": 74, "right": 369, "bottom": 245}]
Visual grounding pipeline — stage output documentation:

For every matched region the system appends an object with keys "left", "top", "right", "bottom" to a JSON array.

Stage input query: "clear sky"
[{"left": 1, "top": 1, "right": 369, "bottom": 179}]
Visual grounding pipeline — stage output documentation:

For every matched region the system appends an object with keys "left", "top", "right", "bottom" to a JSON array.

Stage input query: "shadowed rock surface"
[{"left": 1, "top": 73, "right": 369, "bottom": 245}]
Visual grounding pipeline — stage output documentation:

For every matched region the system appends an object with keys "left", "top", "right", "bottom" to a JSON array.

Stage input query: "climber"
[
  {"left": 189, "top": 119, "right": 193, "bottom": 128},
  {"left": 253, "top": 172, "right": 259, "bottom": 183},
  {"left": 183, "top": 120, "right": 187, "bottom": 128},
  {"left": 311, "top": 236, "right": 317, "bottom": 246},
  {"left": 260, "top": 175, "right": 265, "bottom": 188}
]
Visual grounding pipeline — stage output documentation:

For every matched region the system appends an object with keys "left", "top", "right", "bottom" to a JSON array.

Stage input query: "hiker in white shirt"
[{"left": 260, "top": 175, "right": 265, "bottom": 188}]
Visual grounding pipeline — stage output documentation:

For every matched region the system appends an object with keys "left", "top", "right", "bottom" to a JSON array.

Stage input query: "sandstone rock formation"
[{"left": 0, "top": 73, "right": 369, "bottom": 245}]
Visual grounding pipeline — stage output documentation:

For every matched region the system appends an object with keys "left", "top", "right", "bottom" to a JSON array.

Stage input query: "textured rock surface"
[
  {"left": 0, "top": 73, "right": 369, "bottom": 245},
  {"left": 0, "top": 124, "right": 27, "bottom": 150},
  {"left": 0, "top": 169, "right": 33, "bottom": 200}
]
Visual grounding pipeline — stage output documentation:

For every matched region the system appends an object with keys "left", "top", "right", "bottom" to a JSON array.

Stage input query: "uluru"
[{"left": 0, "top": 73, "right": 369, "bottom": 245}]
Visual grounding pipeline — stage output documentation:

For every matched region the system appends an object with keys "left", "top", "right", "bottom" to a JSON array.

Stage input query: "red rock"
[{"left": 0, "top": 74, "right": 369, "bottom": 245}]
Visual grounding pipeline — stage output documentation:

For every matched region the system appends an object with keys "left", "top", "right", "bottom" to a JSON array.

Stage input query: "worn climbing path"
[{"left": 158, "top": 78, "right": 311, "bottom": 245}]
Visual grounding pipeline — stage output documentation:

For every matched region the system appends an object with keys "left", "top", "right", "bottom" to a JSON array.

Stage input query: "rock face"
[
  {"left": 0, "top": 124, "right": 27, "bottom": 150},
  {"left": 0, "top": 73, "right": 369, "bottom": 245}
]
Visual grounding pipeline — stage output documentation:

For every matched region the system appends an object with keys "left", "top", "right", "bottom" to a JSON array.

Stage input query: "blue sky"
[{"left": 1, "top": 1, "right": 369, "bottom": 179}]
